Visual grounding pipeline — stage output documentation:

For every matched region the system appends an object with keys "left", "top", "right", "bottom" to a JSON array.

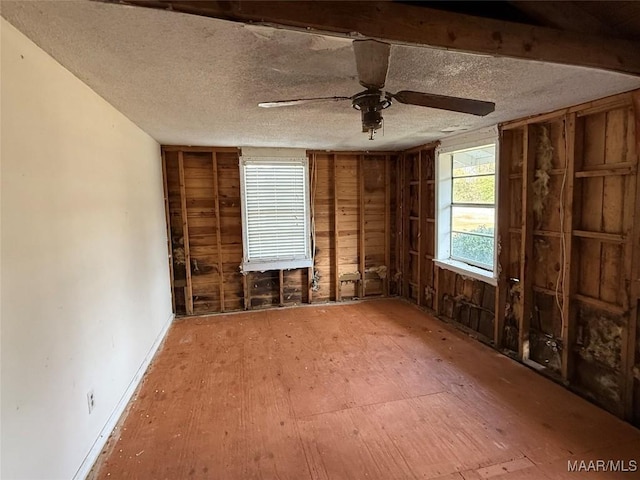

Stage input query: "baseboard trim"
[{"left": 72, "top": 312, "right": 174, "bottom": 480}]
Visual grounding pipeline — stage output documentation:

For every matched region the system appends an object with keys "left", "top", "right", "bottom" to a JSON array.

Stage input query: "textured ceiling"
[{"left": 2, "top": 0, "right": 639, "bottom": 151}]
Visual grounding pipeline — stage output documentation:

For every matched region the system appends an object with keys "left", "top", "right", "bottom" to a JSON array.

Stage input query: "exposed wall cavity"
[
  {"left": 164, "top": 149, "right": 398, "bottom": 315},
  {"left": 532, "top": 124, "right": 554, "bottom": 227},
  {"left": 503, "top": 281, "right": 521, "bottom": 352},
  {"left": 576, "top": 308, "right": 623, "bottom": 370}
]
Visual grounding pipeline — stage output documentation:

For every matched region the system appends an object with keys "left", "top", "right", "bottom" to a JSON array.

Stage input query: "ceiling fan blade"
[
  {"left": 353, "top": 39, "right": 391, "bottom": 90},
  {"left": 391, "top": 91, "right": 495, "bottom": 116},
  {"left": 258, "top": 96, "right": 351, "bottom": 108}
]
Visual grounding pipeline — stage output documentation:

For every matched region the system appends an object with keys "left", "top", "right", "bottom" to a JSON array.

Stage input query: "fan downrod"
[{"left": 352, "top": 90, "right": 392, "bottom": 140}]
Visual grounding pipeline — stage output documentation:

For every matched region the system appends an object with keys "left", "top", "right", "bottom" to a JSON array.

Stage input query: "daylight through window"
[
  {"left": 435, "top": 128, "right": 498, "bottom": 284},
  {"left": 450, "top": 145, "right": 496, "bottom": 270}
]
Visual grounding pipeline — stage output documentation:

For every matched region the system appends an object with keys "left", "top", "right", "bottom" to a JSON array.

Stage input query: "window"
[
  {"left": 240, "top": 154, "right": 312, "bottom": 272},
  {"left": 435, "top": 127, "right": 498, "bottom": 284}
]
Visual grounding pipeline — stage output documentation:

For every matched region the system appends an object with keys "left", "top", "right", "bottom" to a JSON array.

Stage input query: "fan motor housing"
[{"left": 352, "top": 90, "right": 392, "bottom": 132}]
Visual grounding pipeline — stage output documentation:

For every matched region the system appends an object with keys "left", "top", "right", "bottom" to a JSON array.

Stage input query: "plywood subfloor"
[{"left": 92, "top": 299, "right": 640, "bottom": 479}]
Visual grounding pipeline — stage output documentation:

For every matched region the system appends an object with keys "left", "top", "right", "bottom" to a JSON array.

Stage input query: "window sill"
[
  {"left": 433, "top": 258, "right": 497, "bottom": 286},
  {"left": 242, "top": 258, "right": 313, "bottom": 272}
]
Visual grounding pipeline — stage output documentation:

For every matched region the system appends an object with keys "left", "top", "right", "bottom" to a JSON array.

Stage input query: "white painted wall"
[{"left": 1, "top": 18, "right": 173, "bottom": 480}]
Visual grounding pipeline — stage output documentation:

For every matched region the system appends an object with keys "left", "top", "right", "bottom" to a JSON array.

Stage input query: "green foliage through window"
[{"left": 451, "top": 224, "right": 494, "bottom": 268}]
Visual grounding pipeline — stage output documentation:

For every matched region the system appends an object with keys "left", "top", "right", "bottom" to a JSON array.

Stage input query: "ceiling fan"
[{"left": 258, "top": 39, "right": 496, "bottom": 140}]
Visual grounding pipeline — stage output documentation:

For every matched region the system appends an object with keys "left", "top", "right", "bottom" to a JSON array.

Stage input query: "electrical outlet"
[{"left": 87, "top": 390, "right": 95, "bottom": 414}]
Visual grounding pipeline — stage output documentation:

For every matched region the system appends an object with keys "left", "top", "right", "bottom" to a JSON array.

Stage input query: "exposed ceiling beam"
[
  {"left": 104, "top": 0, "right": 640, "bottom": 76},
  {"left": 509, "top": 1, "right": 613, "bottom": 37}
]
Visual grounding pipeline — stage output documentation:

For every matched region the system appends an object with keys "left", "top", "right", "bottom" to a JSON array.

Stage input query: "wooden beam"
[
  {"left": 395, "top": 155, "right": 403, "bottom": 296},
  {"left": 572, "top": 230, "right": 626, "bottom": 243},
  {"left": 621, "top": 167, "right": 636, "bottom": 418},
  {"left": 402, "top": 141, "right": 441, "bottom": 155},
  {"left": 279, "top": 269, "right": 284, "bottom": 306},
  {"left": 307, "top": 149, "right": 400, "bottom": 156},
  {"left": 178, "top": 151, "right": 194, "bottom": 315},
  {"left": 519, "top": 125, "right": 536, "bottom": 361},
  {"left": 433, "top": 266, "right": 441, "bottom": 316},
  {"left": 510, "top": 1, "right": 613, "bottom": 36},
  {"left": 532, "top": 229, "right": 562, "bottom": 238},
  {"left": 575, "top": 167, "right": 635, "bottom": 178},
  {"left": 576, "top": 161, "right": 636, "bottom": 172},
  {"left": 243, "top": 273, "right": 250, "bottom": 310},
  {"left": 402, "top": 155, "right": 410, "bottom": 298},
  {"left": 573, "top": 294, "right": 626, "bottom": 317},
  {"left": 500, "top": 91, "right": 634, "bottom": 130},
  {"left": 115, "top": 0, "right": 640, "bottom": 75},
  {"left": 162, "top": 145, "right": 240, "bottom": 153},
  {"left": 212, "top": 152, "right": 225, "bottom": 312},
  {"left": 161, "top": 149, "right": 176, "bottom": 314},
  {"left": 308, "top": 152, "right": 315, "bottom": 304},
  {"left": 561, "top": 114, "right": 577, "bottom": 383},
  {"left": 623, "top": 90, "right": 640, "bottom": 420},
  {"left": 384, "top": 154, "right": 391, "bottom": 297},
  {"left": 495, "top": 129, "right": 512, "bottom": 349},
  {"left": 417, "top": 151, "right": 424, "bottom": 306},
  {"left": 333, "top": 154, "right": 341, "bottom": 301},
  {"left": 359, "top": 154, "right": 366, "bottom": 298}
]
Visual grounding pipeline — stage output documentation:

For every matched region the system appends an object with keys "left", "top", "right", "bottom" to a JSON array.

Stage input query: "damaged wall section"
[
  {"left": 398, "top": 144, "right": 496, "bottom": 341},
  {"left": 495, "top": 91, "right": 640, "bottom": 425},
  {"left": 399, "top": 90, "right": 639, "bottom": 426},
  {"left": 163, "top": 147, "right": 399, "bottom": 315}
]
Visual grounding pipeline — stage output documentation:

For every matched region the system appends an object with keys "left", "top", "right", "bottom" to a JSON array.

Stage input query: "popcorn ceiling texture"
[{"left": 2, "top": 0, "right": 639, "bottom": 150}]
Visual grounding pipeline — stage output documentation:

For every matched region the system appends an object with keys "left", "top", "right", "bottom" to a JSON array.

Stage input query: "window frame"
[
  {"left": 434, "top": 127, "right": 499, "bottom": 285},
  {"left": 239, "top": 154, "right": 313, "bottom": 272}
]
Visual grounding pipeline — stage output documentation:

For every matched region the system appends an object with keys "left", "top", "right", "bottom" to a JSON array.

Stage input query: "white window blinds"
[{"left": 240, "top": 156, "right": 312, "bottom": 272}]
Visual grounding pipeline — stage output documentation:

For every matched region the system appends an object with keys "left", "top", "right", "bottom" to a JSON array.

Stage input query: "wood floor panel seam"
[{"left": 295, "top": 389, "right": 448, "bottom": 421}]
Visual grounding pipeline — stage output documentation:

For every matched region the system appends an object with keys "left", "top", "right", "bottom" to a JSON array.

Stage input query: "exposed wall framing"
[
  {"left": 397, "top": 90, "right": 639, "bottom": 426},
  {"left": 161, "top": 90, "right": 639, "bottom": 426},
  {"left": 497, "top": 90, "right": 640, "bottom": 423},
  {"left": 162, "top": 148, "right": 399, "bottom": 315},
  {"left": 399, "top": 144, "right": 496, "bottom": 342}
]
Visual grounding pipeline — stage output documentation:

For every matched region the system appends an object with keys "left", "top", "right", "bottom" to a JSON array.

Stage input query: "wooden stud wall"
[
  {"left": 399, "top": 145, "right": 496, "bottom": 342},
  {"left": 161, "top": 91, "right": 639, "bottom": 426},
  {"left": 163, "top": 148, "right": 398, "bottom": 315},
  {"left": 397, "top": 90, "right": 639, "bottom": 426},
  {"left": 497, "top": 91, "right": 640, "bottom": 423}
]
